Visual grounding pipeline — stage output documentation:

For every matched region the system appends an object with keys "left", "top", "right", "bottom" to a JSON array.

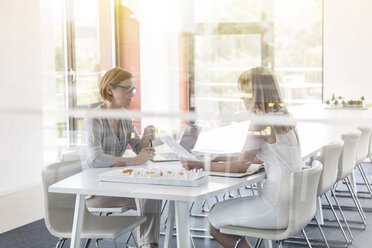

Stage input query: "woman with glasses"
[
  {"left": 181, "top": 66, "right": 301, "bottom": 248},
  {"left": 80, "top": 67, "right": 161, "bottom": 248}
]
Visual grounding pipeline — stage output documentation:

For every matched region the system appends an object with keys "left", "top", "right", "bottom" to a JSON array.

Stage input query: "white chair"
[
  {"left": 356, "top": 127, "right": 372, "bottom": 165},
  {"left": 315, "top": 140, "right": 353, "bottom": 245},
  {"left": 368, "top": 126, "right": 372, "bottom": 162},
  {"left": 42, "top": 160, "right": 146, "bottom": 248},
  {"left": 335, "top": 129, "right": 366, "bottom": 227},
  {"left": 354, "top": 126, "right": 372, "bottom": 197},
  {"left": 86, "top": 197, "right": 139, "bottom": 248},
  {"left": 219, "top": 160, "right": 323, "bottom": 248}
]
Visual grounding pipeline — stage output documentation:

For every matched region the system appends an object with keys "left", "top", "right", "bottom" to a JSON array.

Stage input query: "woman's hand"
[
  {"left": 180, "top": 158, "right": 205, "bottom": 170},
  {"left": 134, "top": 147, "right": 156, "bottom": 164},
  {"left": 143, "top": 125, "right": 155, "bottom": 140},
  {"left": 140, "top": 125, "right": 155, "bottom": 148}
]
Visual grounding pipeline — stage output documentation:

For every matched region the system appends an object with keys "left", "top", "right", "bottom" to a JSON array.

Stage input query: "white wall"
[
  {"left": 0, "top": 0, "right": 43, "bottom": 195},
  {"left": 324, "top": 0, "right": 372, "bottom": 102}
]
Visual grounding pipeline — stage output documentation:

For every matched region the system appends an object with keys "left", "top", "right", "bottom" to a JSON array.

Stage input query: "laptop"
[{"left": 152, "top": 124, "right": 202, "bottom": 162}]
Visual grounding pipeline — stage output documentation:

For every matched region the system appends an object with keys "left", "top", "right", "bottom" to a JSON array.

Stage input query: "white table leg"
[
  {"left": 263, "top": 239, "right": 273, "bottom": 248},
  {"left": 70, "top": 194, "right": 86, "bottom": 248},
  {"left": 175, "top": 201, "right": 191, "bottom": 248},
  {"left": 164, "top": 201, "right": 175, "bottom": 248}
]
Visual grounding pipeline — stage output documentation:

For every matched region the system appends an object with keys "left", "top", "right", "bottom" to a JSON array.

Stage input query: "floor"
[
  {"left": 1, "top": 165, "right": 372, "bottom": 247},
  {"left": 0, "top": 184, "right": 44, "bottom": 234}
]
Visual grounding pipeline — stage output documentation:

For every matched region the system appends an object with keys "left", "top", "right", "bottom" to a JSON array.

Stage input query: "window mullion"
[{"left": 65, "top": 0, "right": 77, "bottom": 145}]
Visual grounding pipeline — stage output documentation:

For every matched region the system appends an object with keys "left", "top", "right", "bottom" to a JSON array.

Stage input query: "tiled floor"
[{"left": 0, "top": 184, "right": 44, "bottom": 234}]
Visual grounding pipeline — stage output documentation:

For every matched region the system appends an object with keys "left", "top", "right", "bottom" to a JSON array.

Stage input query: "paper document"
[
  {"left": 193, "top": 121, "right": 250, "bottom": 154},
  {"left": 160, "top": 135, "right": 195, "bottom": 159}
]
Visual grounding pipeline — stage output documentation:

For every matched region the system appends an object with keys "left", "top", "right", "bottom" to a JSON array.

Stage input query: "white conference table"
[
  {"left": 49, "top": 104, "right": 372, "bottom": 248},
  {"left": 292, "top": 104, "right": 372, "bottom": 160},
  {"left": 49, "top": 161, "right": 265, "bottom": 248}
]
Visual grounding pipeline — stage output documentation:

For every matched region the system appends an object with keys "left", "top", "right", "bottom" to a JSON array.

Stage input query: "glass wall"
[
  {"left": 46, "top": 0, "right": 322, "bottom": 161},
  {"left": 45, "top": 0, "right": 114, "bottom": 161}
]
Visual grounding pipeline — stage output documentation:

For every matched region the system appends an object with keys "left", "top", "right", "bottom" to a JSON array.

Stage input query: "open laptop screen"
[{"left": 179, "top": 124, "right": 203, "bottom": 153}]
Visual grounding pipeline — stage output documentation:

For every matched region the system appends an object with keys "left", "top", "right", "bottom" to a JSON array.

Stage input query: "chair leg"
[
  {"left": 131, "top": 230, "right": 139, "bottom": 248},
  {"left": 324, "top": 193, "right": 350, "bottom": 243},
  {"left": 113, "top": 239, "right": 118, "bottom": 248},
  {"left": 95, "top": 238, "right": 101, "bottom": 247},
  {"left": 55, "top": 238, "right": 66, "bottom": 248},
  {"left": 125, "top": 231, "right": 132, "bottom": 247},
  {"left": 234, "top": 236, "right": 245, "bottom": 248},
  {"left": 301, "top": 229, "right": 312, "bottom": 248},
  {"left": 162, "top": 200, "right": 170, "bottom": 228},
  {"left": 190, "top": 235, "right": 196, "bottom": 248},
  {"left": 229, "top": 191, "right": 235, "bottom": 198},
  {"left": 55, "top": 238, "right": 61, "bottom": 248},
  {"left": 254, "top": 238, "right": 263, "bottom": 248},
  {"left": 277, "top": 240, "right": 283, "bottom": 248},
  {"left": 345, "top": 177, "right": 367, "bottom": 223},
  {"left": 161, "top": 200, "right": 168, "bottom": 215},
  {"left": 84, "top": 239, "right": 92, "bottom": 248},
  {"left": 250, "top": 185, "right": 256, "bottom": 196},
  {"left": 189, "top": 201, "right": 195, "bottom": 214},
  {"left": 237, "top": 188, "right": 242, "bottom": 197},
  {"left": 314, "top": 216, "right": 329, "bottom": 248},
  {"left": 202, "top": 199, "right": 211, "bottom": 212},
  {"left": 331, "top": 188, "right": 354, "bottom": 241},
  {"left": 357, "top": 164, "right": 372, "bottom": 197}
]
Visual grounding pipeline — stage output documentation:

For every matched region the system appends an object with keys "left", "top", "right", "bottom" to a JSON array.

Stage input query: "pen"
[{"left": 149, "top": 139, "right": 153, "bottom": 147}]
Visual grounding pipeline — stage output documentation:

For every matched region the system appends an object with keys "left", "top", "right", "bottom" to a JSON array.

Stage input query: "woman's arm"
[
  {"left": 211, "top": 155, "right": 239, "bottom": 162},
  {"left": 81, "top": 118, "right": 155, "bottom": 168},
  {"left": 181, "top": 150, "right": 260, "bottom": 173},
  {"left": 181, "top": 124, "right": 269, "bottom": 173},
  {"left": 80, "top": 118, "right": 113, "bottom": 169},
  {"left": 110, "top": 146, "right": 156, "bottom": 166}
]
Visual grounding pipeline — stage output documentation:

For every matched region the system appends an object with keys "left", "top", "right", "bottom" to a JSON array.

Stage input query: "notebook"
[
  {"left": 152, "top": 124, "right": 202, "bottom": 162},
  {"left": 208, "top": 163, "right": 265, "bottom": 178}
]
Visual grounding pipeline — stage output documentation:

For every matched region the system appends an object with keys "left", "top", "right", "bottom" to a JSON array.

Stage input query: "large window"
[
  {"left": 45, "top": 0, "right": 115, "bottom": 161},
  {"left": 190, "top": 0, "right": 323, "bottom": 115}
]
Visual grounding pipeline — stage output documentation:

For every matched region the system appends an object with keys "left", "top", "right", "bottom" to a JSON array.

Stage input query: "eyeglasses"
[{"left": 116, "top": 85, "right": 137, "bottom": 94}]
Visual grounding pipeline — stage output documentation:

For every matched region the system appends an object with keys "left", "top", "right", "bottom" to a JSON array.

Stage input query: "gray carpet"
[{"left": 1, "top": 163, "right": 372, "bottom": 248}]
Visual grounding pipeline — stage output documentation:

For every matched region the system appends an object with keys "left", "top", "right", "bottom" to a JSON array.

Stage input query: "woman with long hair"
[{"left": 181, "top": 66, "right": 301, "bottom": 248}]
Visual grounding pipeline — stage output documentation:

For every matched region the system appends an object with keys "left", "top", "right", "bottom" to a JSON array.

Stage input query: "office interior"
[{"left": 1, "top": 0, "right": 372, "bottom": 247}]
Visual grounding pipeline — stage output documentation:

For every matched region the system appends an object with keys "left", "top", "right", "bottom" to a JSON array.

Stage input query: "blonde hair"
[
  {"left": 99, "top": 67, "right": 133, "bottom": 101},
  {"left": 238, "top": 66, "right": 295, "bottom": 134}
]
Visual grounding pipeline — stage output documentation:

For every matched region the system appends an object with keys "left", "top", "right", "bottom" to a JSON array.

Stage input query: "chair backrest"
[
  {"left": 337, "top": 129, "right": 361, "bottom": 180},
  {"left": 356, "top": 127, "right": 372, "bottom": 164},
  {"left": 41, "top": 159, "right": 82, "bottom": 237},
  {"left": 287, "top": 160, "right": 322, "bottom": 235},
  {"left": 316, "top": 140, "right": 344, "bottom": 196}
]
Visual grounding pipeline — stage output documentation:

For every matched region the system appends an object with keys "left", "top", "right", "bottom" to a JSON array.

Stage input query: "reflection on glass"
[
  {"left": 74, "top": 0, "right": 101, "bottom": 105},
  {"left": 194, "top": 34, "right": 261, "bottom": 115}
]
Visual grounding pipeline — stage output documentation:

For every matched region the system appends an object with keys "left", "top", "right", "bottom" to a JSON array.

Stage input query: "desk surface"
[
  {"left": 49, "top": 162, "right": 265, "bottom": 202},
  {"left": 291, "top": 104, "right": 372, "bottom": 160},
  {"left": 50, "top": 104, "right": 372, "bottom": 203}
]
